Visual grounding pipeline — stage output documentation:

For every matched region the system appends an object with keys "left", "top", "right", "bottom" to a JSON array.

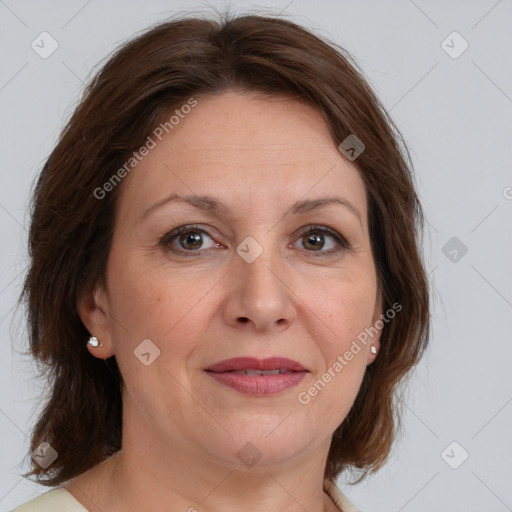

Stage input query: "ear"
[
  {"left": 77, "top": 285, "right": 115, "bottom": 359},
  {"left": 366, "top": 290, "right": 383, "bottom": 365}
]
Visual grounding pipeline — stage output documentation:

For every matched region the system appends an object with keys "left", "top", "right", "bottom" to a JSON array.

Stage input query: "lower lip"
[{"left": 205, "top": 371, "right": 307, "bottom": 395}]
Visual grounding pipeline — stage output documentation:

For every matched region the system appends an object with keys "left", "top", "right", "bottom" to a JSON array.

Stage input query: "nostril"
[{"left": 239, "top": 317, "right": 249, "bottom": 323}]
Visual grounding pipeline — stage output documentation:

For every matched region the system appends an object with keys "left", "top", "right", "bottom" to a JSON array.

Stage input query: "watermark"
[
  {"left": 31, "top": 441, "right": 58, "bottom": 468},
  {"left": 133, "top": 338, "right": 161, "bottom": 366},
  {"left": 31, "top": 31, "right": 59, "bottom": 59},
  {"left": 236, "top": 236, "right": 264, "bottom": 263},
  {"left": 441, "top": 441, "right": 469, "bottom": 469},
  {"left": 440, "top": 31, "right": 469, "bottom": 60},
  {"left": 297, "top": 302, "right": 402, "bottom": 405},
  {"left": 236, "top": 441, "right": 263, "bottom": 468},
  {"left": 93, "top": 97, "right": 198, "bottom": 200},
  {"left": 338, "top": 134, "right": 365, "bottom": 161},
  {"left": 442, "top": 236, "right": 468, "bottom": 263}
]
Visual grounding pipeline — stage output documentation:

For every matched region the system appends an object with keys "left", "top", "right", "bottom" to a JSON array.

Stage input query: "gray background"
[{"left": 1, "top": 0, "right": 511, "bottom": 510}]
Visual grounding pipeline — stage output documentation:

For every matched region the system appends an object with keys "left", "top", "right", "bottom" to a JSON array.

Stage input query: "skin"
[{"left": 69, "top": 91, "right": 382, "bottom": 512}]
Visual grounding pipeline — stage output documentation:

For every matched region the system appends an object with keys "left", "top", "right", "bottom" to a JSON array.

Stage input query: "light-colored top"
[
  {"left": 11, "top": 479, "right": 362, "bottom": 511},
  {"left": 323, "top": 479, "right": 363, "bottom": 512},
  {"left": 11, "top": 487, "right": 88, "bottom": 512}
]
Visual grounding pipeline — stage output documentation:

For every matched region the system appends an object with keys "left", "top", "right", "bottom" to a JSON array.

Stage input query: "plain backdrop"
[{"left": 1, "top": 1, "right": 511, "bottom": 511}]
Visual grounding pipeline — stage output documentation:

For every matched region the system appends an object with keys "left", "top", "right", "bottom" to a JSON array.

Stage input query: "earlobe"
[{"left": 77, "top": 286, "right": 115, "bottom": 359}]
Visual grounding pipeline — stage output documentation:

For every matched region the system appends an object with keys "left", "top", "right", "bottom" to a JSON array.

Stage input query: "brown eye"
[
  {"left": 293, "top": 225, "right": 350, "bottom": 257},
  {"left": 178, "top": 230, "right": 203, "bottom": 250},
  {"left": 161, "top": 225, "right": 219, "bottom": 255},
  {"left": 302, "top": 232, "right": 325, "bottom": 251}
]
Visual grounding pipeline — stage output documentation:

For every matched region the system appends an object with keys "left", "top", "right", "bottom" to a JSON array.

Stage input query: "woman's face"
[{"left": 83, "top": 91, "right": 381, "bottom": 470}]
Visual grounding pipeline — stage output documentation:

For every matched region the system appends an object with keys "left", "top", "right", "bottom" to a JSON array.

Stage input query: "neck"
[{"left": 105, "top": 448, "right": 335, "bottom": 511}]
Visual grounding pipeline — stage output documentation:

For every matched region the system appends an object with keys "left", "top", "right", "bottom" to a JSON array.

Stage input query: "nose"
[{"left": 222, "top": 246, "right": 297, "bottom": 333}]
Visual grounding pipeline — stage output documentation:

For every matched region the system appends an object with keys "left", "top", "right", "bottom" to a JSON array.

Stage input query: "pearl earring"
[
  {"left": 370, "top": 346, "right": 377, "bottom": 354},
  {"left": 88, "top": 336, "right": 100, "bottom": 347}
]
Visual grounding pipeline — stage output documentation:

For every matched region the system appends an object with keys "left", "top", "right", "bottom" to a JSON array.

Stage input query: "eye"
[
  {"left": 161, "top": 224, "right": 350, "bottom": 258},
  {"left": 161, "top": 225, "right": 220, "bottom": 256},
  {"left": 292, "top": 225, "right": 350, "bottom": 257}
]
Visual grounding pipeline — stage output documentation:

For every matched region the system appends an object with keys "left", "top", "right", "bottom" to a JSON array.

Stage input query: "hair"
[{"left": 18, "top": 11, "right": 430, "bottom": 487}]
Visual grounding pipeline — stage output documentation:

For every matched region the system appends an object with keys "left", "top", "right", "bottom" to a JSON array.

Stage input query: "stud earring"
[
  {"left": 370, "top": 346, "right": 377, "bottom": 354},
  {"left": 88, "top": 336, "right": 100, "bottom": 348}
]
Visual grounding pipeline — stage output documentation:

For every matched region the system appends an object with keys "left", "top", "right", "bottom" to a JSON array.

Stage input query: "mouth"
[
  {"left": 219, "top": 368, "right": 297, "bottom": 375},
  {"left": 204, "top": 357, "right": 309, "bottom": 395},
  {"left": 204, "top": 356, "right": 308, "bottom": 373}
]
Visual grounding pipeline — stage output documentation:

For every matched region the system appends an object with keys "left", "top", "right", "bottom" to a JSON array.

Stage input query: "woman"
[{"left": 13, "top": 12, "right": 430, "bottom": 512}]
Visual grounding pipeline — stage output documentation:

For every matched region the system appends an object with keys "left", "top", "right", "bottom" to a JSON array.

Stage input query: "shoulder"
[
  {"left": 323, "top": 479, "right": 364, "bottom": 512},
  {"left": 10, "top": 487, "right": 88, "bottom": 512}
]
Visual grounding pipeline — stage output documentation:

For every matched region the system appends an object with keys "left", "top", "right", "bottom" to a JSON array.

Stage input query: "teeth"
[{"left": 230, "top": 369, "right": 289, "bottom": 375}]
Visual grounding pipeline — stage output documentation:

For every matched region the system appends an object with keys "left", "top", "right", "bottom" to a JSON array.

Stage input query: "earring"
[
  {"left": 370, "top": 346, "right": 377, "bottom": 354},
  {"left": 88, "top": 336, "right": 100, "bottom": 348}
]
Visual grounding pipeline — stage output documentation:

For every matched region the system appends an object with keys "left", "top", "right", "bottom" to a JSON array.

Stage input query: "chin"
[{"left": 203, "top": 420, "right": 316, "bottom": 469}]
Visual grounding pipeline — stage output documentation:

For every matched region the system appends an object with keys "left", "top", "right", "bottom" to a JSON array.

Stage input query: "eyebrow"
[{"left": 141, "top": 193, "right": 363, "bottom": 228}]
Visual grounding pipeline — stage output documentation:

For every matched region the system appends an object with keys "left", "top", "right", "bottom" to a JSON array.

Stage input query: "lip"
[
  {"left": 205, "top": 357, "right": 308, "bottom": 373},
  {"left": 204, "top": 357, "right": 309, "bottom": 396}
]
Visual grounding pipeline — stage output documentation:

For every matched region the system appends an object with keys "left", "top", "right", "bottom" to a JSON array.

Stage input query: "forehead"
[
  {"left": 115, "top": 91, "right": 368, "bottom": 223},
  {"left": 174, "top": 92, "right": 344, "bottom": 166}
]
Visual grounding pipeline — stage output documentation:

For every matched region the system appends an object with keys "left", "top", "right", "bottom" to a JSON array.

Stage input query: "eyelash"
[{"left": 160, "top": 224, "right": 351, "bottom": 258}]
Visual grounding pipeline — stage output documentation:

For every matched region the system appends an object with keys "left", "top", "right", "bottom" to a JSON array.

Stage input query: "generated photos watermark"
[
  {"left": 93, "top": 97, "right": 198, "bottom": 200},
  {"left": 297, "top": 302, "right": 402, "bottom": 405}
]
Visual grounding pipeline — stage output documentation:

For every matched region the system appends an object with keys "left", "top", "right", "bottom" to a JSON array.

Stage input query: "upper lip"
[{"left": 205, "top": 357, "right": 308, "bottom": 373}]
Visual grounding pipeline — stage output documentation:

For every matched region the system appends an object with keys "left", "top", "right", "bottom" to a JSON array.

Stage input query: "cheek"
[
  {"left": 296, "top": 287, "right": 372, "bottom": 428},
  {"left": 312, "top": 274, "right": 377, "bottom": 349},
  {"left": 296, "top": 275, "right": 375, "bottom": 414},
  {"left": 105, "top": 254, "right": 219, "bottom": 355}
]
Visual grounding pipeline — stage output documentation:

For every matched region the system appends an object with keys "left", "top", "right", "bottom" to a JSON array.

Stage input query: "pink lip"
[
  {"left": 204, "top": 357, "right": 309, "bottom": 396},
  {"left": 205, "top": 357, "right": 308, "bottom": 373}
]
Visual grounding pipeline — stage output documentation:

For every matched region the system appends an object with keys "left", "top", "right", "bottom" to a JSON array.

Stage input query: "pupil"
[
  {"left": 305, "top": 233, "right": 323, "bottom": 250},
  {"left": 181, "top": 231, "right": 202, "bottom": 249}
]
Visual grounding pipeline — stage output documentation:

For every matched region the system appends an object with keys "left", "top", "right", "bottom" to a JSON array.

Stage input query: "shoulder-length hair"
[{"left": 19, "top": 12, "right": 430, "bottom": 486}]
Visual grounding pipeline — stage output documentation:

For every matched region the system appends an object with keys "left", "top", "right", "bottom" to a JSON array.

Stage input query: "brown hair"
[{"left": 18, "top": 12, "right": 430, "bottom": 486}]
